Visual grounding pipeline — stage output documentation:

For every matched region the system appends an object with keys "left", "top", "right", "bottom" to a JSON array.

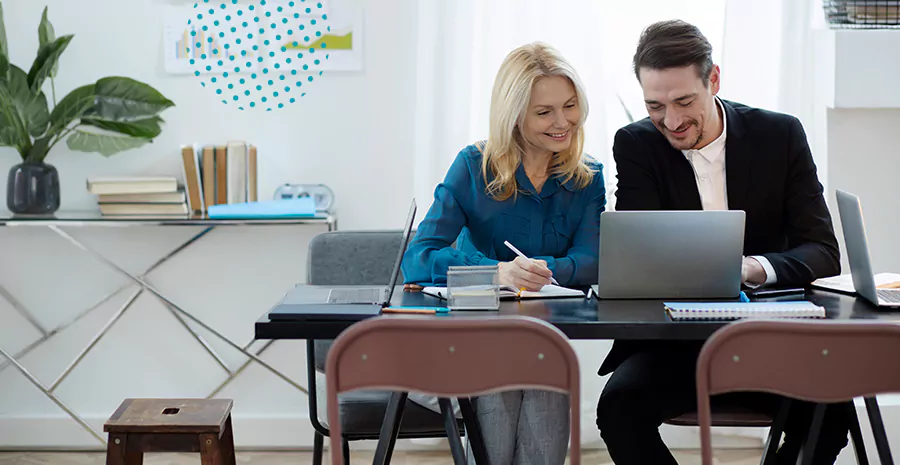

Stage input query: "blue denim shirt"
[{"left": 401, "top": 143, "right": 606, "bottom": 286}]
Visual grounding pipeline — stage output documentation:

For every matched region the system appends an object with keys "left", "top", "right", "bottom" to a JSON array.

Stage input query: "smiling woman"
[{"left": 399, "top": 41, "right": 606, "bottom": 465}]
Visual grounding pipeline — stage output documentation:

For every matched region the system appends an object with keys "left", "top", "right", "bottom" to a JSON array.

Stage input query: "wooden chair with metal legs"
[
  {"left": 325, "top": 315, "right": 582, "bottom": 465},
  {"left": 697, "top": 320, "right": 898, "bottom": 465}
]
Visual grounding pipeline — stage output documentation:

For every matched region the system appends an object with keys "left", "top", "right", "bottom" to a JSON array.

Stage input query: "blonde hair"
[{"left": 480, "top": 42, "right": 594, "bottom": 201}]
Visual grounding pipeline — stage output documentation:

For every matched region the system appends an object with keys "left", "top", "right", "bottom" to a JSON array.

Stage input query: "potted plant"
[{"left": 0, "top": 4, "right": 175, "bottom": 214}]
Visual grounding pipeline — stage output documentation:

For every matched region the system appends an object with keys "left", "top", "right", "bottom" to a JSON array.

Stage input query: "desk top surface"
[
  {"left": 0, "top": 210, "right": 336, "bottom": 226},
  {"left": 255, "top": 285, "right": 900, "bottom": 341}
]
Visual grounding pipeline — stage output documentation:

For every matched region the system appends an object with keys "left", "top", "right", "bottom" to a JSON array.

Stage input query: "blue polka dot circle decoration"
[{"left": 186, "top": 0, "right": 329, "bottom": 111}]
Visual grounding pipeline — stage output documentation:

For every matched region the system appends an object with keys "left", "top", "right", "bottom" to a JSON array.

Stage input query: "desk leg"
[
  {"left": 864, "top": 396, "right": 894, "bottom": 465},
  {"left": 459, "top": 398, "right": 489, "bottom": 465},
  {"left": 760, "top": 399, "right": 790, "bottom": 465},
  {"left": 0, "top": 345, "right": 106, "bottom": 445},
  {"left": 846, "top": 401, "right": 870, "bottom": 465},
  {"left": 439, "top": 398, "right": 466, "bottom": 465},
  {"left": 47, "top": 224, "right": 308, "bottom": 395},
  {"left": 797, "top": 404, "right": 826, "bottom": 465},
  {"left": 372, "top": 392, "right": 407, "bottom": 465}
]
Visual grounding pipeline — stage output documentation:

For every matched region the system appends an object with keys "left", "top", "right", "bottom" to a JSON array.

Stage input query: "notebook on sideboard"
[
  {"left": 664, "top": 301, "right": 826, "bottom": 321},
  {"left": 267, "top": 199, "right": 416, "bottom": 321},
  {"left": 423, "top": 284, "right": 584, "bottom": 300}
]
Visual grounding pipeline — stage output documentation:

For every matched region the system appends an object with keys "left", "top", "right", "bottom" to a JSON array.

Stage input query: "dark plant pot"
[{"left": 7, "top": 162, "right": 61, "bottom": 214}]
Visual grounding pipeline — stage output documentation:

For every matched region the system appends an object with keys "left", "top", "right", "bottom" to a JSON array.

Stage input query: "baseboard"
[{"left": 5, "top": 403, "right": 898, "bottom": 453}]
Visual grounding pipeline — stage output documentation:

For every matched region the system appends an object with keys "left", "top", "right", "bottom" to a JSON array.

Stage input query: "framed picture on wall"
[
  {"left": 263, "top": 3, "right": 363, "bottom": 74},
  {"left": 163, "top": 4, "right": 263, "bottom": 75}
]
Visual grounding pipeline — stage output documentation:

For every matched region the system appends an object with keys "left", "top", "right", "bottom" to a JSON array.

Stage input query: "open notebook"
[
  {"left": 812, "top": 273, "right": 900, "bottom": 294},
  {"left": 423, "top": 284, "right": 584, "bottom": 300},
  {"left": 664, "top": 301, "right": 826, "bottom": 321}
]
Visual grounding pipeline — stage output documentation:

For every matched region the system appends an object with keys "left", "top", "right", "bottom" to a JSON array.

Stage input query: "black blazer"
[{"left": 598, "top": 99, "right": 840, "bottom": 376}]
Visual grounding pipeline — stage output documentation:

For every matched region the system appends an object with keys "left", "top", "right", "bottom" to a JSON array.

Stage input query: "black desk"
[
  {"left": 254, "top": 286, "right": 900, "bottom": 463},
  {"left": 255, "top": 286, "right": 897, "bottom": 341}
]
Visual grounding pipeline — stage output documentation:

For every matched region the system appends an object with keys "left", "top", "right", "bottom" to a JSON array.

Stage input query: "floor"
[{"left": 0, "top": 449, "right": 763, "bottom": 464}]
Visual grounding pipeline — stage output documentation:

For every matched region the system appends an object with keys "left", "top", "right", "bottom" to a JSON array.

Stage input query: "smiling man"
[{"left": 595, "top": 20, "right": 849, "bottom": 465}]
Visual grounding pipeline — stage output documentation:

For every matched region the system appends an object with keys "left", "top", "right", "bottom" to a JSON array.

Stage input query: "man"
[{"left": 595, "top": 20, "right": 850, "bottom": 464}]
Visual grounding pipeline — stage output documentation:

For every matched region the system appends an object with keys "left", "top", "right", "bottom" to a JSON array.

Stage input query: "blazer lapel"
[
  {"left": 723, "top": 100, "right": 752, "bottom": 213},
  {"left": 668, "top": 147, "right": 703, "bottom": 210}
]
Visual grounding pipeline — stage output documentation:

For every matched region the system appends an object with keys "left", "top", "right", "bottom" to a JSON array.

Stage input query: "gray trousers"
[{"left": 411, "top": 390, "right": 569, "bottom": 465}]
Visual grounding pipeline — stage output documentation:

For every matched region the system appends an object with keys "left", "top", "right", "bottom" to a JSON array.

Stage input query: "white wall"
[
  {"left": 826, "top": 109, "right": 900, "bottom": 274},
  {"left": 0, "top": 0, "right": 417, "bottom": 232},
  {"left": 0, "top": 0, "right": 421, "bottom": 450}
]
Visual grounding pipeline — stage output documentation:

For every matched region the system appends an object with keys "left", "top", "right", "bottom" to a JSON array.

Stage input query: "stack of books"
[
  {"left": 87, "top": 177, "right": 189, "bottom": 216},
  {"left": 87, "top": 140, "right": 259, "bottom": 217},
  {"left": 187, "top": 141, "right": 258, "bottom": 213}
]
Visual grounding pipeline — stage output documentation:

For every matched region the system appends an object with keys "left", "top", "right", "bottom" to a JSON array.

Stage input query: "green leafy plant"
[{"left": 0, "top": 4, "right": 174, "bottom": 163}]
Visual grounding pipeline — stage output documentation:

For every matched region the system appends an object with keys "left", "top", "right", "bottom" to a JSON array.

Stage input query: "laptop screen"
[{"left": 383, "top": 199, "right": 417, "bottom": 304}]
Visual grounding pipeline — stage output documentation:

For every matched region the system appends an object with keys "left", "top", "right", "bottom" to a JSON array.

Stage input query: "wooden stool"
[{"left": 103, "top": 398, "right": 236, "bottom": 465}]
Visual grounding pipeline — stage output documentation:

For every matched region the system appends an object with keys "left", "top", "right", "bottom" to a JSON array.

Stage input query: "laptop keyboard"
[
  {"left": 877, "top": 289, "right": 900, "bottom": 303},
  {"left": 327, "top": 288, "right": 383, "bottom": 304}
]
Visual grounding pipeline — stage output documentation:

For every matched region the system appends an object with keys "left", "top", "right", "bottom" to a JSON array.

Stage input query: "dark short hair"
[{"left": 633, "top": 20, "right": 714, "bottom": 87}]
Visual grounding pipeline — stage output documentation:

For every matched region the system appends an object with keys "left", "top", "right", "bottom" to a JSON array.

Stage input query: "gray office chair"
[{"left": 305, "top": 230, "right": 464, "bottom": 465}]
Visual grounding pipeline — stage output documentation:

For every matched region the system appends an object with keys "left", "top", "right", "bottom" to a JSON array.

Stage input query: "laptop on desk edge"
[
  {"left": 835, "top": 190, "right": 900, "bottom": 308},
  {"left": 267, "top": 199, "right": 417, "bottom": 321}
]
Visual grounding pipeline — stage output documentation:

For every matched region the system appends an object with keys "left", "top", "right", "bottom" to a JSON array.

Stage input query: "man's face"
[{"left": 638, "top": 64, "right": 720, "bottom": 151}]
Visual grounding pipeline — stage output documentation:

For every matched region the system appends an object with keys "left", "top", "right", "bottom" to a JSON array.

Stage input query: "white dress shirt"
[{"left": 681, "top": 98, "right": 777, "bottom": 285}]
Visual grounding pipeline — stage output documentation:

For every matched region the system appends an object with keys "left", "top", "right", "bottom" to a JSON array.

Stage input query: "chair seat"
[
  {"left": 666, "top": 407, "right": 773, "bottom": 427},
  {"left": 316, "top": 389, "right": 463, "bottom": 437}
]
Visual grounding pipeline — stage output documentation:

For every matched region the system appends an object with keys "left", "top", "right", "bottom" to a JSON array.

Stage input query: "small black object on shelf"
[
  {"left": 823, "top": 0, "right": 900, "bottom": 28},
  {"left": 7, "top": 162, "right": 61, "bottom": 214}
]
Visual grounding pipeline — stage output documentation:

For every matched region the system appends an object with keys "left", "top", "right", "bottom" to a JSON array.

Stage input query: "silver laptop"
[
  {"left": 835, "top": 190, "right": 900, "bottom": 307},
  {"left": 594, "top": 210, "right": 745, "bottom": 299},
  {"left": 324, "top": 199, "right": 416, "bottom": 304}
]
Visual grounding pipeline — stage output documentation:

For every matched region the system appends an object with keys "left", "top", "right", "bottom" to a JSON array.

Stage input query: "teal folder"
[{"left": 207, "top": 197, "right": 316, "bottom": 219}]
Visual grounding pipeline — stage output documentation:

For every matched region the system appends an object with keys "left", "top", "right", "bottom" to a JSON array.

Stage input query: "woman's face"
[{"left": 520, "top": 75, "right": 581, "bottom": 157}]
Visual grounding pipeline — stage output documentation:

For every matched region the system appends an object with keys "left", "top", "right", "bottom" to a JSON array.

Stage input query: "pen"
[
  {"left": 747, "top": 288, "right": 806, "bottom": 299},
  {"left": 503, "top": 240, "right": 561, "bottom": 286},
  {"left": 382, "top": 306, "right": 450, "bottom": 314}
]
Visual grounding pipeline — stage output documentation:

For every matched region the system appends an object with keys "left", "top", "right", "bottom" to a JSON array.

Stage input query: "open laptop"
[
  {"left": 267, "top": 199, "right": 417, "bottom": 321},
  {"left": 835, "top": 190, "right": 900, "bottom": 307},
  {"left": 593, "top": 210, "right": 745, "bottom": 299}
]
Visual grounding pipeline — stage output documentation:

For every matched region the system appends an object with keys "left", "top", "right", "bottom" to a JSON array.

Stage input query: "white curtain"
[{"left": 412, "top": 0, "right": 729, "bottom": 216}]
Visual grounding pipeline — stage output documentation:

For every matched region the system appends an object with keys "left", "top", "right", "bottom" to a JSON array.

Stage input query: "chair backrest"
[
  {"left": 307, "top": 230, "right": 408, "bottom": 370},
  {"left": 325, "top": 315, "right": 582, "bottom": 465},
  {"left": 307, "top": 230, "right": 407, "bottom": 286},
  {"left": 696, "top": 320, "right": 900, "bottom": 465}
]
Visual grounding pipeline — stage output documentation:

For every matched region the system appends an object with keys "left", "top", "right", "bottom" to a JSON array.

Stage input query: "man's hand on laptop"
[
  {"left": 741, "top": 256, "right": 768, "bottom": 286},
  {"left": 499, "top": 257, "right": 553, "bottom": 291},
  {"left": 403, "top": 284, "right": 423, "bottom": 292}
]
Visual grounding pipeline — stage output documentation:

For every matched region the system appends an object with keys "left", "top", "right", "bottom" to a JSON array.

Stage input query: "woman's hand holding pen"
[{"left": 499, "top": 256, "right": 553, "bottom": 291}]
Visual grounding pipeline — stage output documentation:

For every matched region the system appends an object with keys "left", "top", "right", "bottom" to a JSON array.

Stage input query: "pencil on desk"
[{"left": 383, "top": 307, "right": 449, "bottom": 314}]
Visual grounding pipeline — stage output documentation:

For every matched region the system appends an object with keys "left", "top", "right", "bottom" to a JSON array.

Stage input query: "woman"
[{"left": 401, "top": 42, "right": 606, "bottom": 465}]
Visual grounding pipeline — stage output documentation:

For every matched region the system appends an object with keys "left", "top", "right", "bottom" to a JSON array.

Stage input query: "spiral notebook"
[{"left": 664, "top": 301, "right": 826, "bottom": 320}]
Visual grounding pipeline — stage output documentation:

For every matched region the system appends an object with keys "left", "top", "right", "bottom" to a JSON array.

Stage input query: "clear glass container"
[{"left": 447, "top": 265, "right": 500, "bottom": 310}]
